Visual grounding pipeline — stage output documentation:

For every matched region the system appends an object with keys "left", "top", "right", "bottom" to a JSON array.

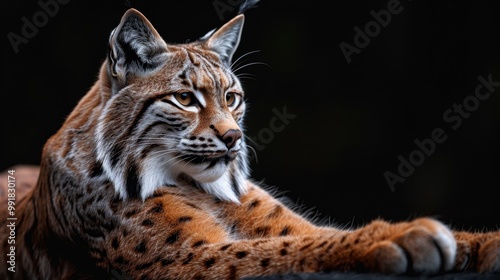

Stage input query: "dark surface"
[{"left": 2, "top": 0, "right": 499, "bottom": 238}]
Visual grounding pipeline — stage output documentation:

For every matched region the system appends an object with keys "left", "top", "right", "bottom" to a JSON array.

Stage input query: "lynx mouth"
[
  {"left": 175, "top": 150, "right": 240, "bottom": 185},
  {"left": 180, "top": 151, "right": 239, "bottom": 166}
]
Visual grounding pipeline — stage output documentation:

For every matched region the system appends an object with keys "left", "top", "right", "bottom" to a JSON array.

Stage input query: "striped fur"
[{"left": 1, "top": 7, "right": 499, "bottom": 280}]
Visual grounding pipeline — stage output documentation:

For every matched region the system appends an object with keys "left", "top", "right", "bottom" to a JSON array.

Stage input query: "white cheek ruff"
[
  {"left": 197, "top": 168, "right": 247, "bottom": 203},
  {"left": 139, "top": 156, "right": 178, "bottom": 199},
  {"left": 95, "top": 114, "right": 127, "bottom": 199},
  {"left": 139, "top": 154, "right": 248, "bottom": 203},
  {"left": 188, "top": 162, "right": 228, "bottom": 183}
]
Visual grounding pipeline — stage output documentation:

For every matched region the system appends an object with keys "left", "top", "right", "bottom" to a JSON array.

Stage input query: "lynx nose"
[{"left": 222, "top": 129, "right": 242, "bottom": 149}]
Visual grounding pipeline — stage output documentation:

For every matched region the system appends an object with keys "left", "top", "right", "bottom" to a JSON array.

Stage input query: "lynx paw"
[{"left": 364, "top": 218, "right": 456, "bottom": 275}]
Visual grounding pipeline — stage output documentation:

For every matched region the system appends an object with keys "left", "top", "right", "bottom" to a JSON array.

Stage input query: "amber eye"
[
  {"left": 225, "top": 92, "right": 237, "bottom": 107},
  {"left": 175, "top": 92, "right": 194, "bottom": 106}
]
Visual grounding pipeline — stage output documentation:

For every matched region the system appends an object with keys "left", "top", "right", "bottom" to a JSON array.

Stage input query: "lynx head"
[{"left": 95, "top": 8, "right": 249, "bottom": 202}]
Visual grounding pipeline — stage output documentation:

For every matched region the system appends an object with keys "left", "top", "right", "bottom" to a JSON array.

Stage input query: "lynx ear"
[
  {"left": 108, "top": 8, "right": 167, "bottom": 90},
  {"left": 205, "top": 14, "right": 244, "bottom": 66}
]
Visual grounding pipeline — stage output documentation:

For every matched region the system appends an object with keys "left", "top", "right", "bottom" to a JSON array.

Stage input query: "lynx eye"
[
  {"left": 225, "top": 92, "right": 238, "bottom": 107},
  {"left": 175, "top": 92, "right": 195, "bottom": 106}
]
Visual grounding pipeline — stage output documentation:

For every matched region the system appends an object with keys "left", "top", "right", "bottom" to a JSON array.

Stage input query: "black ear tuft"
[
  {"left": 238, "top": 0, "right": 260, "bottom": 14},
  {"left": 108, "top": 9, "right": 167, "bottom": 89}
]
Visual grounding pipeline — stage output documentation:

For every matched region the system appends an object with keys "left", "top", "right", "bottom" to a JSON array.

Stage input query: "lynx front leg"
[
  {"left": 103, "top": 188, "right": 456, "bottom": 279},
  {"left": 103, "top": 188, "right": 344, "bottom": 279},
  {"left": 218, "top": 181, "right": 343, "bottom": 238},
  {"left": 216, "top": 182, "right": 457, "bottom": 275}
]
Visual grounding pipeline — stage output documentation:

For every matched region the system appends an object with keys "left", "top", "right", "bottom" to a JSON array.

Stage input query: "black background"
[{"left": 1, "top": 0, "right": 499, "bottom": 231}]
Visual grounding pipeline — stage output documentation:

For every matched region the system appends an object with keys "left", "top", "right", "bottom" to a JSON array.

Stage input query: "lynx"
[{"left": 1, "top": 5, "right": 499, "bottom": 280}]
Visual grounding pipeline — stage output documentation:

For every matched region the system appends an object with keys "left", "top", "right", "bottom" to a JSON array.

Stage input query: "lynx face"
[{"left": 95, "top": 10, "right": 249, "bottom": 202}]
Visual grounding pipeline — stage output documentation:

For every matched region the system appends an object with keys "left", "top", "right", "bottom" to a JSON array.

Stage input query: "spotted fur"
[{"left": 1, "top": 7, "right": 499, "bottom": 280}]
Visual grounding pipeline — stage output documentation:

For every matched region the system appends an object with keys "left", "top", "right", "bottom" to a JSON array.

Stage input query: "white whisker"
[
  {"left": 245, "top": 144, "right": 258, "bottom": 163},
  {"left": 236, "top": 73, "right": 257, "bottom": 80},
  {"left": 233, "top": 61, "right": 270, "bottom": 74},
  {"left": 231, "top": 50, "right": 261, "bottom": 69}
]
